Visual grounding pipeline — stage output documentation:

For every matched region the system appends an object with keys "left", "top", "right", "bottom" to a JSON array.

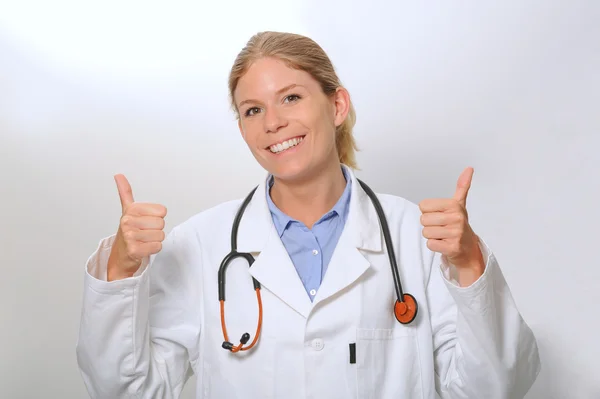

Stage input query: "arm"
[
  {"left": 427, "top": 236, "right": 541, "bottom": 398},
  {"left": 75, "top": 226, "right": 201, "bottom": 398}
]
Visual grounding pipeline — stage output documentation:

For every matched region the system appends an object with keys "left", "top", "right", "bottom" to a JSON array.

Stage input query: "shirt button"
[
  {"left": 312, "top": 249, "right": 319, "bottom": 255},
  {"left": 309, "top": 289, "right": 317, "bottom": 296},
  {"left": 312, "top": 338, "right": 324, "bottom": 351}
]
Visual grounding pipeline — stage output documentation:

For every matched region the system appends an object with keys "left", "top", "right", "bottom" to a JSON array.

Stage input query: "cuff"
[
  {"left": 84, "top": 234, "right": 150, "bottom": 293},
  {"left": 440, "top": 236, "right": 492, "bottom": 288}
]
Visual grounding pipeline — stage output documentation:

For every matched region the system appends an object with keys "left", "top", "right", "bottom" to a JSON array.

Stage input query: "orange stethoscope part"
[
  {"left": 394, "top": 293, "right": 418, "bottom": 324},
  {"left": 220, "top": 287, "right": 263, "bottom": 352}
]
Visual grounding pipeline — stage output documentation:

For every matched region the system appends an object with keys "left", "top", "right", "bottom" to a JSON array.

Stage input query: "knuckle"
[
  {"left": 123, "top": 230, "right": 135, "bottom": 242},
  {"left": 126, "top": 243, "right": 138, "bottom": 259},
  {"left": 121, "top": 215, "right": 132, "bottom": 227}
]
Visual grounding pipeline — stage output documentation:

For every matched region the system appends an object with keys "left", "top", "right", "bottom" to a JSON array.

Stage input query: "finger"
[
  {"left": 422, "top": 226, "right": 457, "bottom": 240},
  {"left": 426, "top": 238, "right": 452, "bottom": 254},
  {"left": 127, "top": 202, "right": 168, "bottom": 218},
  {"left": 122, "top": 215, "right": 166, "bottom": 230},
  {"left": 139, "top": 241, "right": 163, "bottom": 256},
  {"left": 420, "top": 212, "right": 461, "bottom": 227},
  {"left": 130, "top": 241, "right": 163, "bottom": 258},
  {"left": 115, "top": 174, "right": 134, "bottom": 212},
  {"left": 419, "top": 198, "right": 457, "bottom": 213},
  {"left": 132, "top": 229, "right": 166, "bottom": 243},
  {"left": 454, "top": 167, "right": 474, "bottom": 208}
]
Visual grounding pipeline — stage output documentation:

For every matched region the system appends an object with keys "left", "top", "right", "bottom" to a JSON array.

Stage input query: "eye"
[
  {"left": 284, "top": 94, "right": 301, "bottom": 103},
  {"left": 244, "top": 107, "right": 261, "bottom": 117}
]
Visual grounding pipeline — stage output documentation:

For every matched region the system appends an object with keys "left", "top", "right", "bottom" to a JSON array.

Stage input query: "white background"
[{"left": 1, "top": 1, "right": 598, "bottom": 398}]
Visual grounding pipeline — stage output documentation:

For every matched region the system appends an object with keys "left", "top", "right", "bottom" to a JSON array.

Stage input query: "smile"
[{"left": 267, "top": 135, "right": 305, "bottom": 154}]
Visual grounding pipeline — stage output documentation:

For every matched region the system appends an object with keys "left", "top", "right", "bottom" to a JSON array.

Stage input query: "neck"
[{"left": 270, "top": 160, "right": 347, "bottom": 229}]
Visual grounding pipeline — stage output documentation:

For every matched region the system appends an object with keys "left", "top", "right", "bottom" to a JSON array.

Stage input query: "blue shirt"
[{"left": 266, "top": 167, "right": 352, "bottom": 301}]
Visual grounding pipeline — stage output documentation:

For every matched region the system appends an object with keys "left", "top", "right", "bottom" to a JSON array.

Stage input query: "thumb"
[
  {"left": 453, "top": 167, "right": 474, "bottom": 207},
  {"left": 114, "top": 174, "right": 134, "bottom": 212}
]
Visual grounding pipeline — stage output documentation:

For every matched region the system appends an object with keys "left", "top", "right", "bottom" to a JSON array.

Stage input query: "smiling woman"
[
  {"left": 75, "top": 30, "right": 541, "bottom": 399},
  {"left": 229, "top": 32, "right": 358, "bottom": 166}
]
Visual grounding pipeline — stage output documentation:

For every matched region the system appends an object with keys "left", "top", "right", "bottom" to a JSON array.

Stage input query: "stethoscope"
[{"left": 218, "top": 179, "right": 418, "bottom": 353}]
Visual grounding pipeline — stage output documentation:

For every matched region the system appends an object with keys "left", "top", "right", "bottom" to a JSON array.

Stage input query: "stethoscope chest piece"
[{"left": 394, "top": 293, "right": 418, "bottom": 324}]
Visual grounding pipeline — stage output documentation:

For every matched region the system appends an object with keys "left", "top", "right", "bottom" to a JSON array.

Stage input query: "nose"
[{"left": 263, "top": 107, "right": 288, "bottom": 133}]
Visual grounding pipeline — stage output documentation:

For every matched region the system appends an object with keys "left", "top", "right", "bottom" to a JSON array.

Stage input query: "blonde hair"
[{"left": 228, "top": 31, "right": 359, "bottom": 169}]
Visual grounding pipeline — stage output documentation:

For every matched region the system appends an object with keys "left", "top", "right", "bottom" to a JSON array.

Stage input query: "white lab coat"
[{"left": 76, "top": 166, "right": 541, "bottom": 399}]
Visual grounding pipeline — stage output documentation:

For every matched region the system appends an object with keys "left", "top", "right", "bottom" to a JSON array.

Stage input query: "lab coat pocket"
[
  {"left": 201, "top": 333, "right": 277, "bottom": 399},
  {"left": 353, "top": 327, "right": 423, "bottom": 399}
]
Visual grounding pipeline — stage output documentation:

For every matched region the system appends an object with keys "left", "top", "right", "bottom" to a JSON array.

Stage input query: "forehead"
[{"left": 234, "top": 57, "right": 318, "bottom": 102}]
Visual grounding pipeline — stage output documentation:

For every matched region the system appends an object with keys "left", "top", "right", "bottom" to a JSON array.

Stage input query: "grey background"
[{"left": 1, "top": 1, "right": 598, "bottom": 398}]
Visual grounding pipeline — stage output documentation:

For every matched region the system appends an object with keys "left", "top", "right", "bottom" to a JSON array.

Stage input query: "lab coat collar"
[
  {"left": 236, "top": 164, "right": 383, "bottom": 318},
  {"left": 236, "top": 164, "right": 382, "bottom": 253}
]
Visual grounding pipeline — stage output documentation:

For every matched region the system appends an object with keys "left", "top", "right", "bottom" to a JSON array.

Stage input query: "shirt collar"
[{"left": 266, "top": 165, "right": 353, "bottom": 237}]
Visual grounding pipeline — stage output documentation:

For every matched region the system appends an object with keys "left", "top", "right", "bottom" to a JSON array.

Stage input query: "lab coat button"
[{"left": 312, "top": 338, "right": 324, "bottom": 351}]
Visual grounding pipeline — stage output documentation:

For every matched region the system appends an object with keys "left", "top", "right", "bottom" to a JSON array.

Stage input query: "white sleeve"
[
  {"left": 427, "top": 237, "right": 541, "bottom": 399},
  {"left": 75, "top": 226, "right": 201, "bottom": 398}
]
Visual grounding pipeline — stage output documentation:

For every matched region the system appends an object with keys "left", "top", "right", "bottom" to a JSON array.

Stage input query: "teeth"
[{"left": 269, "top": 136, "right": 303, "bottom": 153}]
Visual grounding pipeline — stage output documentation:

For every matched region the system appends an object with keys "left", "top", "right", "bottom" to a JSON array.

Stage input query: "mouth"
[{"left": 265, "top": 135, "right": 306, "bottom": 154}]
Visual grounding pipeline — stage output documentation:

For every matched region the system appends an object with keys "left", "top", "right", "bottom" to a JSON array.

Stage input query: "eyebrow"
[{"left": 237, "top": 84, "right": 302, "bottom": 108}]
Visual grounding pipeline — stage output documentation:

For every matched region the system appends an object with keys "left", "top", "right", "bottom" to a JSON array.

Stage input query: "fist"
[
  {"left": 108, "top": 174, "right": 167, "bottom": 280},
  {"left": 419, "top": 167, "right": 483, "bottom": 272}
]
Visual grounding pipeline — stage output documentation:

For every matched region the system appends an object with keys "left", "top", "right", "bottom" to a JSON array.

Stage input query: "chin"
[
  {"left": 252, "top": 137, "right": 332, "bottom": 183},
  {"left": 272, "top": 162, "right": 311, "bottom": 182},
  {"left": 261, "top": 157, "right": 315, "bottom": 183}
]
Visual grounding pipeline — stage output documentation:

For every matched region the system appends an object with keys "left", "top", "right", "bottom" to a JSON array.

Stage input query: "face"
[{"left": 234, "top": 57, "right": 349, "bottom": 182}]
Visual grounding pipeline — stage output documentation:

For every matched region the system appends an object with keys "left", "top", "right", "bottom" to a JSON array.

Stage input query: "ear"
[{"left": 332, "top": 87, "right": 351, "bottom": 128}]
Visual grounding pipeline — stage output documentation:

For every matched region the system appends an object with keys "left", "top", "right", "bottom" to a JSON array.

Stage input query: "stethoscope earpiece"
[{"left": 222, "top": 333, "right": 252, "bottom": 352}]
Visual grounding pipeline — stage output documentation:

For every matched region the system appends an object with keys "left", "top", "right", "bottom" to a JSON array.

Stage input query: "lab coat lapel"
[
  {"left": 234, "top": 166, "right": 383, "bottom": 317},
  {"left": 313, "top": 167, "right": 383, "bottom": 306},
  {"left": 236, "top": 175, "right": 313, "bottom": 319}
]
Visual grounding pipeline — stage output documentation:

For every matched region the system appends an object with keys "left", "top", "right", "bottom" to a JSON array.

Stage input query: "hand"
[
  {"left": 419, "top": 167, "right": 485, "bottom": 285},
  {"left": 107, "top": 174, "right": 167, "bottom": 281}
]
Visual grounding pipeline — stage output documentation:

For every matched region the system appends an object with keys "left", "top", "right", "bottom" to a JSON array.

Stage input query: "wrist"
[
  {"left": 107, "top": 264, "right": 134, "bottom": 281},
  {"left": 107, "top": 248, "right": 137, "bottom": 282},
  {"left": 455, "top": 250, "right": 485, "bottom": 287},
  {"left": 456, "top": 264, "right": 484, "bottom": 287}
]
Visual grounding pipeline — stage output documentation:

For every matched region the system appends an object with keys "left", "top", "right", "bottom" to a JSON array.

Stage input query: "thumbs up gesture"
[
  {"left": 419, "top": 167, "right": 485, "bottom": 284},
  {"left": 107, "top": 174, "right": 168, "bottom": 281}
]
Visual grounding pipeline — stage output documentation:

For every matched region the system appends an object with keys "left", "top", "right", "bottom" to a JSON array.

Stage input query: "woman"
[{"left": 76, "top": 31, "right": 540, "bottom": 398}]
